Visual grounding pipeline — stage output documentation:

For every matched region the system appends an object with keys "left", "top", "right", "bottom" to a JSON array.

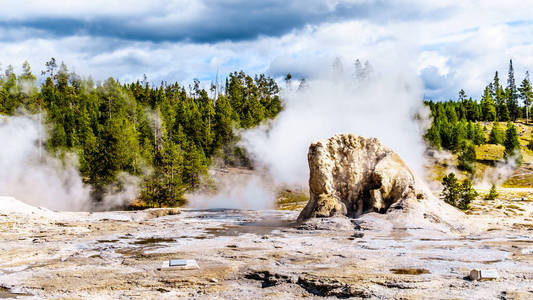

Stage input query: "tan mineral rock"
[{"left": 297, "top": 134, "right": 466, "bottom": 232}]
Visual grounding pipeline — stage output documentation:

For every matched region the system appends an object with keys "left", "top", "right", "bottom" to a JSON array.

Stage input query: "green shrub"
[
  {"left": 457, "top": 142, "right": 476, "bottom": 173},
  {"left": 484, "top": 184, "right": 498, "bottom": 200},
  {"left": 441, "top": 172, "right": 479, "bottom": 210},
  {"left": 503, "top": 122, "right": 522, "bottom": 165}
]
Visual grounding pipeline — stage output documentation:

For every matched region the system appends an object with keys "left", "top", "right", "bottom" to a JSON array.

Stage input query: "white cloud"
[
  {"left": 1, "top": 0, "right": 533, "bottom": 100},
  {"left": 418, "top": 52, "right": 450, "bottom": 76}
]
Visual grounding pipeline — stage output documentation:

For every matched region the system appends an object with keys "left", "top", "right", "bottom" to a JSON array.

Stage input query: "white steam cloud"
[
  {"left": 188, "top": 58, "right": 428, "bottom": 209},
  {"left": 188, "top": 169, "right": 275, "bottom": 210},
  {"left": 241, "top": 59, "right": 426, "bottom": 187},
  {"left": 478, "top": 152, "right": 521, "bottom": 188},
  {"left": 0, "top": 115, "right": 138, "bottom": 211}
]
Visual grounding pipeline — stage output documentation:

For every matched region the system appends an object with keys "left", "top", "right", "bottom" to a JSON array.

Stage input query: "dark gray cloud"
[{"left": 0, "top": 0, "right": 452, "bottom": 43}]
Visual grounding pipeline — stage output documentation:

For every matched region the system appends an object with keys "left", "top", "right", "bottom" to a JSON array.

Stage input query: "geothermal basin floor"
[{"left": 0, "top": 199, "right": 532, "bottom": 299}]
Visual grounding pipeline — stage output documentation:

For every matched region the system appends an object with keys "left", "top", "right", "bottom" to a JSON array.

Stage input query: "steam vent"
[{"left": 297, "top": 134, "right": 425, "bottom": 224}]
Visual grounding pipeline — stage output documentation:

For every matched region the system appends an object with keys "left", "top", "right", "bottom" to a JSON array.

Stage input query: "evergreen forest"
[{"left": 0, "top": 58, "right": 282, "bottom": 207}]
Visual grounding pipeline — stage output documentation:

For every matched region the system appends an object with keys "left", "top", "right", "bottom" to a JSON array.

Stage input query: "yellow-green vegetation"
[
  {"left": 475, "top": 144, "right": 504, "bottom": 161},
  {"left": 428, "top": 158, "right": 454, "bottom": 182},
  {"left": 502, "top": 174, "right": 533, "bottom": 188},
  {"left": 478, "top": 120, "right": 533, "bottom": 161},
  {"left": 514, "top": 120, "right": 533, "bottom": 161},
  {"left": 494, "top": 189, "right": 532, "bottom": 200},
  {"left": 277, "top": 189, "right": 309, "bottom": 210},
  {"left": 484, "top": 184, "right": 499, "bottom": 200},
  {"left": 426, "top": 152, "right": 473, "bottom": 182},
  {"left": 506, "top": 204, "right": 525, "bottom": 211},
  {"left": 502, "top": 162, "right": 533, "bottom": 187}
]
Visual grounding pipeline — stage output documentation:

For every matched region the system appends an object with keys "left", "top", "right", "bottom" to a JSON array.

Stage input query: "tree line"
[
  {"left": 0, "top": 59, "right": 282, "bottom": 207},
  {"left": 424, "top": 59, "right": 532, "bottom": 172}
]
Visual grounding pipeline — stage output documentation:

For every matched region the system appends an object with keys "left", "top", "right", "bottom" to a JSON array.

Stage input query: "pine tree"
[
  {"left": 140, "top": 134, "right": 185, "bottom": 208},
  {"left": 472, "top": 123, "right": 486, "bottom": 145},
  {"left": 425, "top": 122, "right": 441, "bottom": 149},
  {"left": 441, "top": 173, "right": 460, "bottom": 207},
  {"left": 458, "top": 89, "right": 467, "bottom": 102},
  {"left": 451, "top": 120, "right": 467, "bottom": 151},
  {"left": 507, "top": 59, "right": 520, "bottom": 120},
  {"left": 446, "top": 102, "right": 458, "bottom": 124},
  {"left": 214, "top": 95, "right": 234, "bottom": 148},
  {"left": 491, "top": 71, "right": 500, "bottom": 97},
  {"left": 182, "top": 141, "right": 207, "bottom": 189},
  {"left": 458, "top": 178, "right": 478, "bottom": 210},
  {"left": 488, "top": 123, "right": 504, "bottom": 145},
  {"left": 466, "top": 121, "right": 474, "bottom": 140},
  {"left": 18, "top": 61, "right": 39, "bottom": 112},
  {"left": 441, "top": 173, "right": 478, "bottom": 210},
  {"left": 496, "top": 89, "right": 510, "bottom": 121},
  {"left": 196, "top": 89, "right": 215, "bottom": 155},
  {"left": 1, "top": 65, "right": 18, "bottom": 114},
  {"left": 491, "top": 71, "right": 506, "bottom": 121},
  {"left": 481, "top": 86, "right": 497, "bottom": 121},
  {"left": 458, "top": 142, "right": 476, "bottom": 173},
  {"left": 80, "top": 126, "right": 98, "bottom": 182},
  {"left": 503, "top": 122, "right": 522, "bottom": 165},
  {"left": 439, "top": 117, "right": 453, "bottom": 149},
  {"left": 519, "top": 72, "right": 532, "bottom": 124}
]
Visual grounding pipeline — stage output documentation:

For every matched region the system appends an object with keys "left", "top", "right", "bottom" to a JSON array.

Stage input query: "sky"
[{"left": 1, "top": 0, "right": 533, "bottom": 100}]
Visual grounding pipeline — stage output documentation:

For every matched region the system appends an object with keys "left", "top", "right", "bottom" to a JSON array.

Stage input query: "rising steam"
[
  {"left": 189, "top": 58, "right": 428, "bottom": 209},
  {"left": 0, "top": 115, "right": 138, "bottom": 211},
  {"left": 188, "top": 169, "right": 275, "bottom": 210},
  {"left": 241, "top": 59, "right": 426, "bottom": 187}
]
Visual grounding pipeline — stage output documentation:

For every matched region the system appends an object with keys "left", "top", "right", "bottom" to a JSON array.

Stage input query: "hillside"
[{"left": 426, "top": 119, "right": 533, "bottom": 188}]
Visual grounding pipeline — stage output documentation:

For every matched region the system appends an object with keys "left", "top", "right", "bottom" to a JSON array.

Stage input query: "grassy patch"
[
  {"left": 277, "top": 190, "right": 309, "bottom": 211},
  {"left": 429, "top": 162, "right": 452, "bottom": 182},
  {"left": 514, "top": 120, "right": 533, "bottom": 162},
  {"left": 502, "top": 163, "right": 533, "bottom": 188},
  {"left": 390, "top": 268, "right": 430, "bottom": 275},
  {"left": 506, "top": 204, "right": 525, "bottom": 211},
  {"left": 475, "top": 144, "right": 504, "bottom": 161},
  {"left": 502, "top": 174, "right": 533, "bottom": 188}
]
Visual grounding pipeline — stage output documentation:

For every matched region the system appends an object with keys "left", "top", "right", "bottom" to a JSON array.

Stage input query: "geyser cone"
[{"left": 297, "top": 134, "right": 470, "bottom": 233}]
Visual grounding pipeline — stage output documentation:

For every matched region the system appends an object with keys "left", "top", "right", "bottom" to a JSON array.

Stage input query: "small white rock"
[{"left": 469, "top": 269, "right": 499, "bottom": 281}]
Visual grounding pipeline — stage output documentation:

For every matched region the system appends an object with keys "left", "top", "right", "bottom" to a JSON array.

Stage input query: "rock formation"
[{"left": 297, "top": 134, "right": 448, "bottom": 225}]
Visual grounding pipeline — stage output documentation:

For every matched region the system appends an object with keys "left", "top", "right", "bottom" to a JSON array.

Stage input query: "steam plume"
[
  {"left": 241, "top": 59, "right": 426, "bottom": 187},
  {"left": 189, "top": 58, "right": 427, "bottom": 209},
  {"left": 189, "top": 169, "right": 275, "bottom": 210},
  {"left": 0, "top": 115, "right": 138, "bottom": 211}
]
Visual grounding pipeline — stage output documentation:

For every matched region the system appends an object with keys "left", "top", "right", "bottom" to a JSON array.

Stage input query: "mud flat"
[{"left": 0, "top": 196, "right": 532, "bottom": 299}]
